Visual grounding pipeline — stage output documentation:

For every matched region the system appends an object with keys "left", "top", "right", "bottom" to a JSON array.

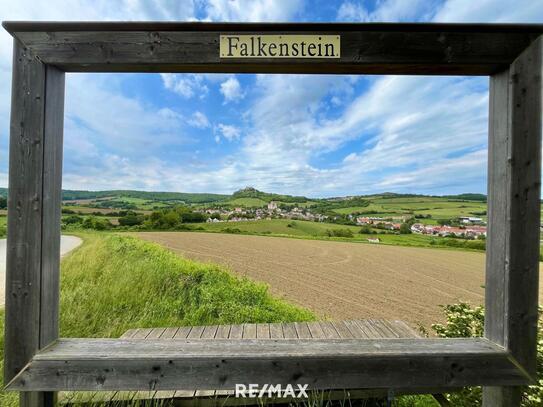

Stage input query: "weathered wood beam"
[
  {"left": 483, "top": 36, "right": 542, "bottom": 406},
  {"left": 2, "top": 25, "right": 541, "bottom": 74},
  {"left": 4, "top": 39, "right": 65, "bottom": 407},
  {"left": 7, "top": 338, "right": 530, "bottom": 391}
]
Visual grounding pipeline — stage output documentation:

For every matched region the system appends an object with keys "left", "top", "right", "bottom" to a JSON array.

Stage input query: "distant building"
[
  {"left": 268, "top": 201, "right": 278, "bottom": 211},
  {"left": 459, "top": 216, "right": 484, "bottom": 224},
  {"left": 367, "top": 238, "right": 380, "bottom": 243}
]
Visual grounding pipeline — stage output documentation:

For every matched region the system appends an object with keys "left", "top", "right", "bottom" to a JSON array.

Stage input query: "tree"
[
  {"left": 0, "top": 196, "right": 6, "bottom": 209},
  {"left": 118, "top": 214, "right": 144, "bottom": 226},
  {"left": 399, "top": 223, "right": 411, "bottom": 234}
]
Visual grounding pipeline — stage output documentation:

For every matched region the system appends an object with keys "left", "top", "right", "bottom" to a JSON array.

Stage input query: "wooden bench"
[{"left": 59, "top": 320, "right": 460, "bottom": 406}]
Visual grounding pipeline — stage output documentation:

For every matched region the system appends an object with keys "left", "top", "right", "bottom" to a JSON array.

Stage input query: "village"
[
  {"left": 199, "top": 201, "right": 488, "bottom": 239},
  {"left": 201, "top": 201, "right": 329, "bottom": 223}
]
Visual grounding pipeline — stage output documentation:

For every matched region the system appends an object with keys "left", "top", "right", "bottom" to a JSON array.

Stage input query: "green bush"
[
  {"left": 432, "top": 302, "right": 542, "bottom": 406},
  {"left": 325, "top": 228, "right": 354, "bottom": 238},
  {"left": 223, "top": 227, "right": 242, "bottom": 234},
  {"left": 82, "top": 216, "right": 112, "bottom": 230},
  {"left": 118, "top": 213, "right": 145, "bottom": 226},
  {"left": 64, "top": 214, "right": 83, "bottom": 224}
]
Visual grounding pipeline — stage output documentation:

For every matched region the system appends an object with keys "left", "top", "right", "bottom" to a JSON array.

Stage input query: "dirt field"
[{"left": 136, "top": 232, "right": 543, "bottom": 329}]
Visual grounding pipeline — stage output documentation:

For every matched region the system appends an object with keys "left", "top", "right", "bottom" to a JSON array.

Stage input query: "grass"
[
  {"left": 0, "top": 215, "right": 6, "bottom": 238},
  {"left": 60, "top": 233, "right": 314, "bottom": 338},
  {"left": 332, "top": 196, "right": 487, "bottom": 221},
  {"left": 191, "top": 219, "right": 485, "bottom": 252},
  {"left": 225, "top": 197, "right": 268, "bottom": 207}
]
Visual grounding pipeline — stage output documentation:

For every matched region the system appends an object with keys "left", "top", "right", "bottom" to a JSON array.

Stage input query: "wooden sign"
[{"left": 220, "top": 35, "right": 340, "bottom": 58}]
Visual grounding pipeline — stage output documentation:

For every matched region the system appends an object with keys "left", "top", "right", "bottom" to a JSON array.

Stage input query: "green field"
[
  {"left": 225, "top": 197, "right": 268, "bottom": 207},
  {"left": 332, "top": 196, "right": 487, "bottom": 221},
  {"left": 195, "top": 219, "right": 485, "bottom": 251},
  {"left": 201, "top": 218, "right": 359, "bottom": 236}
]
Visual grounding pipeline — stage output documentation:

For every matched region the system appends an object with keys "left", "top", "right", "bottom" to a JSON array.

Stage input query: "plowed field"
[{"left": 136, "top": 232, "right": 542, "bottom": 328}]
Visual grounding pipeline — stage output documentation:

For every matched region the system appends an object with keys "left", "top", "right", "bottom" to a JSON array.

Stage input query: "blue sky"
[{"left": 1, "top": 1, "right": 542, "bottom": 198}]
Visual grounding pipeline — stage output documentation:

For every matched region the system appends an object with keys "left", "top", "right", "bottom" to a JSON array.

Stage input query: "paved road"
[{"left": 0, "top": 235, "right": 82, "bottom": 306}]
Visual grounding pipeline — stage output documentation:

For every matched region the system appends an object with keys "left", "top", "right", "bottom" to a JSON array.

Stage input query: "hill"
[{"left": 230, "top": 187, "right": 309, "bottom": 203}]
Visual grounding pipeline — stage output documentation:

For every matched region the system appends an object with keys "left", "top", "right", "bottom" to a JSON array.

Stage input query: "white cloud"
[
  {"left": 202, "top": 0, "right": 305, "bottom": 21},
  {"left": 433, "top": 0, "right": 543, "bottom": 23},
  {"left": 160, "top": 74, "right": 209, "bottom": 99},
  {"left": 188, "top": 111, "right": 211, "bottom": 128},
  {"left": 220, "top": 77, "right": 244, "bottom": 103},
  {"left": 217, "top": 124, "right": 241, "bottom": 141},
  {"left": 337, "top": 0, "right": 437, "bottom": 22}
]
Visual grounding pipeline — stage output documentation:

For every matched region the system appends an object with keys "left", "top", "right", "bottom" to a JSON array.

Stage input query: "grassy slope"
[
  {"left": 225, "top": 197, "right": 268, "bottom": 207},
  {"left": 60, "top": 233, "right": 314, "bottom": 338}
]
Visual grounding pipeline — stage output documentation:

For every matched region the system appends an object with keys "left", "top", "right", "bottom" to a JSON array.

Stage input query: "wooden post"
[
  {"left": 4, "top": 39, "right": 65, "bottom": 407},
  {"left": 484, "top": 36, "right": 542, "bottom": 406}
]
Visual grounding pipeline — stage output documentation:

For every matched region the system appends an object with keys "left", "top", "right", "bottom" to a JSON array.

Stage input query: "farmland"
[{"left": 135, "top": 231, "right": 529, "bottom": 329}]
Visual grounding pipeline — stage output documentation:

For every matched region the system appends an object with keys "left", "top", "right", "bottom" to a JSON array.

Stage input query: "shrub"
[
  {"left": 64, "top": 215, "right": 83, "bottom": 224},
  {"left": 118, "top": 213, "right": 145, "bottom": 226},
  {"left": 399, "top": 223, "right": 411, "bottom": 234},
  {"left": 325, "top": 228, "right": 354, "bottom": 238},
  {"left": 82, "top": 216, "right": 112, "bottom": 230},
  {"left": 223, "top": 227, "right": 242, "bottom": 234},
  {"left": 432, "top": 302, "right": 542, "bottom": 406}
]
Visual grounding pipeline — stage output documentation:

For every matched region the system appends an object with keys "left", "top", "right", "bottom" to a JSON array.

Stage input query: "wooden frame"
[{"left": 2, "top": 22, "right": 542, "bottom": 407}]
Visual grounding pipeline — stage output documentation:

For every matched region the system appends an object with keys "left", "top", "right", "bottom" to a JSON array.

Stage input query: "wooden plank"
[
  {"left": 331, "top": 321, "right": 354, "bottom": 338},
  {"left": 269, "top": 323, "right": 283, "bottom": 339},
  {"left": 294, "top": 322, "right": 312, "bottom": 339},
  {"left": 343, "top": 320, "right": 369, "bottom": 339},
  {"left": 146, "top": 328, "right": 167, "bottom": 340},
  {"left": 354, "top": 320, "right": 381, "bottom": 339},
  {"left": 4, "top": 39, "right": 64, "bottom": 407},
  {"left": 173, "top": 327, "right": 192, "bottom": 339},
  {"left": 7, "top": 338, "right": 529, "bottom": 391},
  {"left": 4, "top": 38, "right": 46, "bottom": 385},
  {"left": 391, "top": 320, "right": 421, "bottom": 338},
  {"left": 369, "top": 319, "right": 397, "bottom": 338},
  {"left": 318, "top": 322, "right": 340, "bottom": 339},
  {"left": 39, "top": 64, "right": 64, "bottom": 350},
  {"left": 161, "top": 327, "right": 179, "bottom": 339},
  {"left": 229, "top": 324, "right": 243, "bottom": 339},
  {"left": 306, "top": 322, "right": 326, "bottom": 339},
  {"left": 187, "top": 326, "right": 205, "bottom": 339},
  {"left": 256, "top": 324, "right": 270, "bottom": 339},
  {"left": 201, "top": 325, "right": 218, "bottom": 339},
  {"left": 282, "top": 323, "right": 298, "bottom": 339},
  {"left": 6, "top": 25, "right": 542, "bottom": 75},
  {"left": 119, "top": 329, "right": 138, "bottom": 339},
  {"left": 131, "top": 329, "right": 152, "bottom": 339},
  {"left": 483, "top": 35, "right": 542, "bottom": 407},
  {"left": 242, "top": 324, "right": 257, "bottom": 339},
  {"left": 215, "top": 325, "right": 231, "bottom": 339}
]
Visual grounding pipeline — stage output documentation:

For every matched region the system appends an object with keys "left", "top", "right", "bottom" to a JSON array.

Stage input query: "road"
[{"left": 0, "top": 235, "right": 82, "bottom": 306}]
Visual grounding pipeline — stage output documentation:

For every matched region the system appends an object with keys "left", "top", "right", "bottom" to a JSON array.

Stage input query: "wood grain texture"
[
  {"left": 7, "top": 338, "right": 529, "bottom": 391},
  {"left": 4, "top": 26, "right": 541, "bottom": 74},
  {"left": 4, "top": 39, "right": 64, "bottom": 407},
  {"left": 483, "top": 34, "right": 542, "bottom": 407}
]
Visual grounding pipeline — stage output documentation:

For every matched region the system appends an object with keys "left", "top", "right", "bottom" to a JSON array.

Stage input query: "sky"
[{"left": 0, "top": 1, "right": 542, "bottom": 198}]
